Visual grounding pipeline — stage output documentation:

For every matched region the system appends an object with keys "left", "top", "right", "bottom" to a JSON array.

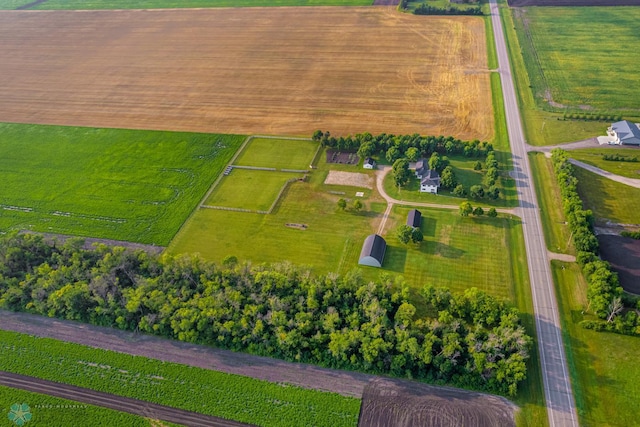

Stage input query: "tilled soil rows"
[
  {"left": 597, "top": 234, "right": 640, "bottom": 294},
  {"left": 0, "top": 8, "right": 491, "bottom": 140},
  {"left": 358, "top": 377, "right": 516, "bottom": 427}
]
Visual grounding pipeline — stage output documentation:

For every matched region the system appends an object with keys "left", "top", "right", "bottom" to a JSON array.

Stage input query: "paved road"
[
  {"left": 0, "top": 371, "right": 252, "bottom": 427},
  {"left": 489, "top": 1, "right": 579, "bottom": 426},
  {"left": 569, "top": 158, "right": 640, "bottom": 188}
]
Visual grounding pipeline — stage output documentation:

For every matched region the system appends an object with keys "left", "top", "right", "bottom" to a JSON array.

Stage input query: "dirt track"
[
  {"left": 0, "top": 371, "right": 252, "bottom": 427},
  {"left": 0, "top": 8, "right": 491, "bottom": 140},
  {"left": 508, "top": 0, "right": 640, "bottom": 6}
]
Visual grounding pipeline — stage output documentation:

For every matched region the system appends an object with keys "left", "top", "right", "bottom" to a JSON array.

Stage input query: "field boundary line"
[{"left": 267, "top": 178, "right": 299, "bottom": 215}]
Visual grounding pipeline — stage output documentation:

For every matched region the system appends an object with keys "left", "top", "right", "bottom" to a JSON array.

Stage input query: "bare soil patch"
[
  {"left": 327, "top": 150, "right": 360, "bottom": 165},
  {"left": 358, "top": 377, "right": 516, "bottom": 427},
  {"left": 597, "top": 234, "right": 640, "bottom": 294},
  {"left": 21, "top": 231, "right": 164, "bottom": 254},
  {"left": 324, "top": 171, "right": 374, "bottom": 188},
  {"left": 0, "top": 8, "right": 491, "bottom": 140},
  {"left": 509, "top": 0, "right": 640, "bottom": 5}
]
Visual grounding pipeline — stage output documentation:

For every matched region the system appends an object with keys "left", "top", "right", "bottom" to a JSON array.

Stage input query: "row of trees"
[
  {"left": 414, "top": 3, "right": 483, "bottom": 16},
  {"left": 311, "top": 131, "right": 493, "bottom": 161},
  {"left": 602, "top": 154, "right": 638, "bottom": 162},
  {"left": 459, "top": 203, "right": 498, "bottom": 218},
  {"left": 0, "top": 233, "right": 531, "bottom": 396},
  {"left": 550, "top": 149, "right": 640, "bottom": 334}
]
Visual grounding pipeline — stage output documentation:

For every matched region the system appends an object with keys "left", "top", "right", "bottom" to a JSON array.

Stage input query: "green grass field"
[
  {"left": 529, "top": 152, "right": 574, "bottom": 253},
  {"left": 0, "top": 330, "right": 360, "bottom": 427},
  {"left": 0, "top": 386, "right": 166, "bottom": 427},
  {"left": 234, "top": 137, "right": 318, "bottom": 170},
  {"left": 501, "top": 5, "right": 625, "bottom": 146},
  {"left": 573, "top": 166, "right": 640, "bottom": 225},
  {"left": 204, "top": 170, "right": 300, "bottom": 211},
  {"left": 514, "top": 7, "right": 640, "bottom": 112},
  {"left": 0, "top": 123, "right": 243, "bottom": 245},
  {"left": 552, "top": 261, "right": 640, "bottom": 426},
  {"left": 10, "top": 0, "right": 371, "bottom": 9},
  {"left": 568, "top": 148, "right": 640, "bottom": 179},
  {"left": 380, "top": 206, "right": 522, "bottom": 301}
]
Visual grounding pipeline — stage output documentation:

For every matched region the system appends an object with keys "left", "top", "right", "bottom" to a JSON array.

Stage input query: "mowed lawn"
[
  {"left": 518, "top": 7, "right": 640, "bottom": 111},
  {"left": 0, "top": 123, "right": 244, "bottom": 245},
  {"left": 569, "top": 148, "right": 640, "bottom": 179},
  {"left": 234, "top": 137, "right": 318, "bottom": 170},
  {"left": 574, "top": 166, "right": 640, "bottom": 225},
  {"left": 379, "top": 206, "right": 520, "bottom": 301},
  {"left": 204, "top": 170, "right": 301, "bottom": 212},
  {"left": 169, "top": 182, "right": 384, "bottom": 274},
  {"left": 21, "top": 0, "right": 371, "bottom": 9},
  {"left": 553, "top": 261, "right": 640, "bottom": 426}
]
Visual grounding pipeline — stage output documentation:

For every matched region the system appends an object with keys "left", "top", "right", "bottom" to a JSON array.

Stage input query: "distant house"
[
  {"left": 608, "top": 120, "right": 640, "bottom": 146},
  {"left": 414, "top": 158, "right": 441, "bottom": 193},
  {"left": 358, "top": 234, "right": 386, "bottom": 268},
  {"left": 363, "top": 157, "right": 376, "bottom": 169},
  {"left": 407, "top": 209, "right": 422, "bottom": 229}
]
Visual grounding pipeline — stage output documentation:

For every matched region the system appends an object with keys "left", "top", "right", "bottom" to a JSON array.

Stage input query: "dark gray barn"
[
  {"left": 358, "top": 234, "right": 387, "bottom": 268},
  {"left": 407, "top": 209, "right": 422, "bottom": 228}
]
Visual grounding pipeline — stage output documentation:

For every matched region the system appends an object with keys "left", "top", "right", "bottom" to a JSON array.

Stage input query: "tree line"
[
  {"left": 414, "top": 3, "right": 483, "bottom": 16},
  {"left": 551, "top": 149, "right": 640, "bottom": 335},
  {"left": 0, "top": 233, "right": 531, "bottom": 396}
]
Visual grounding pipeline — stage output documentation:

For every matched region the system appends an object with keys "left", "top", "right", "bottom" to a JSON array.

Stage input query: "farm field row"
[
  {"left": 0, "top": 123, "right": 243, "bottom": 245},
  {"left": 0, "top": 385, "right": 168, "bottom": 427},
  {"left": 0, "top": 330, "right": 361, "bottom": 427},
  {"left": 0, "top": 0, "right": 372, "bottom": 9},
  {"left": 0, "top": 8, "right": 492, "bottom": 140}
]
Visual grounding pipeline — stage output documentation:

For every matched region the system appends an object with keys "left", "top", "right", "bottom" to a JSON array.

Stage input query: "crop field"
[
  {"left": 204, "top": 170, "right": 300, "bottom": 212},
  {"left": 0, "top": 8, "right": 491, "bottom": 140},
  {"left": 0, "top": 330, "right": 361, "bottom": 427},
  {"left": 0, "top": 385, "right": 163, "bottom": 427},
  {"left": 380, "top": 206, "right": 521, "bottom": 300},
  {"left": 3, "top": 0, "right": 373, "bottom": 9},
  {"left": 0, "top": 123, "right": 244, "bottom": 245},
  {"left": 568, "top": 148, "right": 640, "bottom": 178},
  {"left": 574, "top": 167, "right": 640, "bottom": 225},
  {"left": 513, "top": 7, "right": 640, "bottom": 112},
  {"left": 234, "top": 137, "right": 317, "bottom": 170}
]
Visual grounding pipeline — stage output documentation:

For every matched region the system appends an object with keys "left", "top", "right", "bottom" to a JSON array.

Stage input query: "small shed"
[
  {"left": 407, "top": 209, "right": 422, "bottom": 228},
  {"left": 363, "top": 157, "right": 376, "bottom": 169},
  {"left": 358, "top": 234, "right": 387, "bottom": 268}
]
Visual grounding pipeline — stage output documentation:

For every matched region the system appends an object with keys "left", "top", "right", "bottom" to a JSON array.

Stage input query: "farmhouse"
[
  {"left": 363, "top": 157, "right": 376, "bottom": 169},
  {"left": 358, "top": 234, "right": 387, "bottom": 268},
  {"left": 608, "top": 120, "right": 640, "bottom": 146},
  {"left": 414, "top": 159, "right": 441, "bottom": 193},
  {"left": 407, "top": 209, "right": 422, "bottom": 228}
]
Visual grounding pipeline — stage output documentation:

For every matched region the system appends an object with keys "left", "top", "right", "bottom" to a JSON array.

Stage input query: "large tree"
[
  {"left": 392, "top": 158, "right": 412, "bottom": 188},
  {"left": 440, "top": 166, "right": 457, "bottom": 189}
]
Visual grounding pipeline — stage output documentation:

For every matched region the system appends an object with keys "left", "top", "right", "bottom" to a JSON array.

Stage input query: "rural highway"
[{"left": 489, "top": 1, "right": 579, "bottom": 426}]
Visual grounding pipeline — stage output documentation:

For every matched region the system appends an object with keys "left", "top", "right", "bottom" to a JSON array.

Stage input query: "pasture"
[
  {"left": 512, "top": 7, "right": 640, "bottom": 112},
  {"left": 0, "top": 123, "right": 243, "bottom": 245},
  {"left": 169, "top": 136, "right": 382, "bottom": 272},
  {"left": 569, "top": 147, "right": 640, "bottom": 179},
  {"left": 204, "top": 169, "right": 300, "bottom": 212},
  {"left": 234, "top": 137, "right": 317, "bottom": 170},
  {"left": 0, "top": 8, "right": 491, "bottom": 140},
  {"left": 574, "top": 166, "right": 640, "bottom": 225}
]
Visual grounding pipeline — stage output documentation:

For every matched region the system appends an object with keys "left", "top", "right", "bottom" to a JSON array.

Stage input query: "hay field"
[{"left": 0, "top": 8, "right": 491, "bottom": 139}]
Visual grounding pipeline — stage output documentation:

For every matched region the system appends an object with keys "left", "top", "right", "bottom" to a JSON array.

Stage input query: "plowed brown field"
[{"left": 0, "top": 8, "right": 491, "bottom": 139}]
